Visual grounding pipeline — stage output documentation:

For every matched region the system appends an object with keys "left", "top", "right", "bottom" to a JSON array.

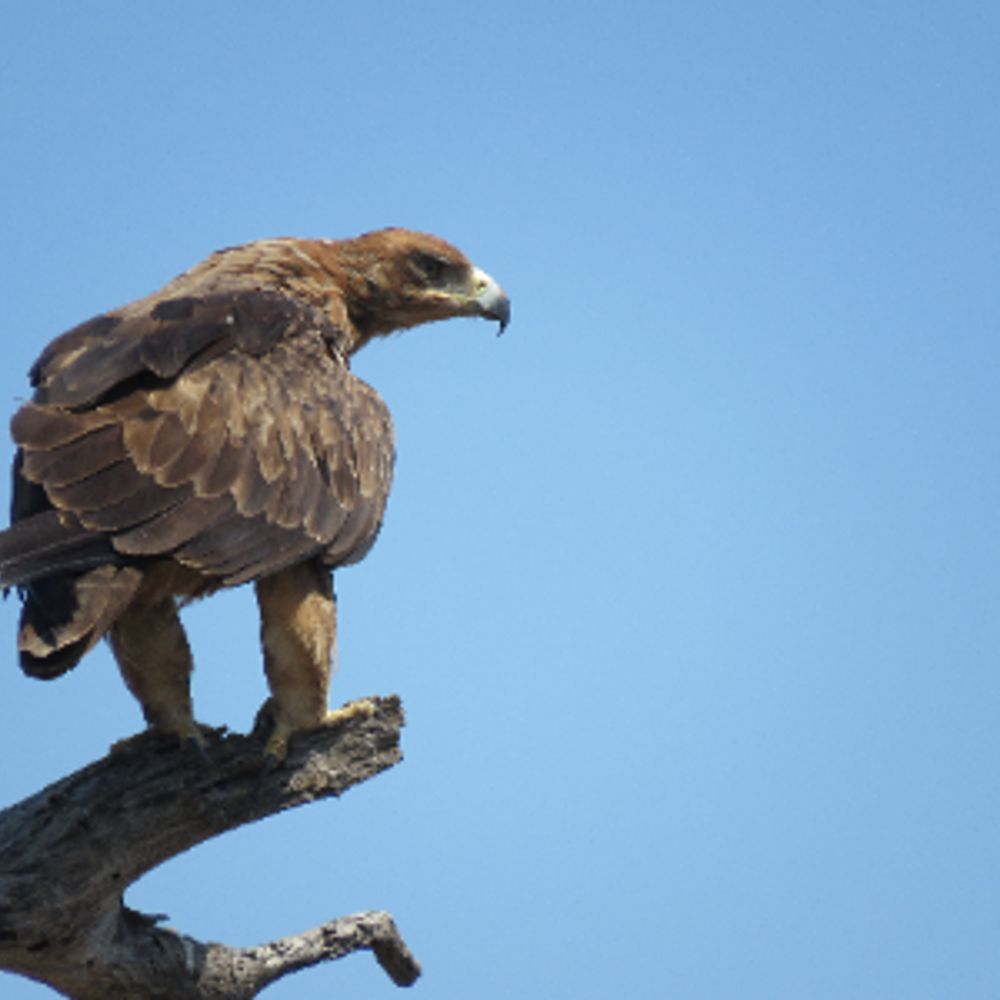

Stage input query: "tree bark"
[{"left": 0, "top": 694, "right": 420, "bottom": 998}]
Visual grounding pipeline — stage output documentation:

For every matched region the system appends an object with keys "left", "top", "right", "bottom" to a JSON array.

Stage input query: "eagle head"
[{"left": 340, "top": 228, "right": 510, "bottom": 340}]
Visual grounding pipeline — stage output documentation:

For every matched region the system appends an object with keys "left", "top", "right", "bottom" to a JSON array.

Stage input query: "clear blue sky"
[{"left": 2, "top": 3, "right": 999, "bottom": 997}]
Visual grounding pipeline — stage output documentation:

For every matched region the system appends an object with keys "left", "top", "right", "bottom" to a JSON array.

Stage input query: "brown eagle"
[{"left": 0, "top": 228, "right": 509, "bottom": 758}]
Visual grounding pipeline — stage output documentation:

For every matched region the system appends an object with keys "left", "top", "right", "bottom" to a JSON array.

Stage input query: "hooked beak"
[{"left": 470, "top": 267, "right": 511, "bottom": 334}]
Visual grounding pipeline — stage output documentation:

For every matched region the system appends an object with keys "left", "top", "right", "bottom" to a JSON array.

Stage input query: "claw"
[
  {"left": 263, "top": 724, "right": 291, "bottom": 767},
  {"left": 176, "top": 720, "right": 208, "bottom": 750},
  {"left": 180, "top": 731, "right": 213, "bottom": 766}
]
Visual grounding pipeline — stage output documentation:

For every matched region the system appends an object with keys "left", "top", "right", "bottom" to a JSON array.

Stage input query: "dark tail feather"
[
  {"left": 0, "top": 511, "right": 140, "bottom": 678},
  {"left": 18, "top": 564, "right": 143, "bottom": 679},
  {"left": 0, "top": 510, "right": 116, "bottom": 587}
]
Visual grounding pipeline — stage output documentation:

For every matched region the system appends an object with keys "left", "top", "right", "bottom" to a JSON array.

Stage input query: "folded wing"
[{"left": 12, "top": 291, "right": 395, "bottom": 589}]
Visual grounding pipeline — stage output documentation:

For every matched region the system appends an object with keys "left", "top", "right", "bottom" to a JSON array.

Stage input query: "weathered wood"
[{"left": 0, "top": 695, "right": 420, "bottom": 997}]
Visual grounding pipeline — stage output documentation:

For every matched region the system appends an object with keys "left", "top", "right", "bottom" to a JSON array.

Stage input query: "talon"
[
  {"left": 176, "top": 721, "right": 208, "bottom": 750},
  {"left": 263, "top": 725, "right": 291, "bottom": 766}
]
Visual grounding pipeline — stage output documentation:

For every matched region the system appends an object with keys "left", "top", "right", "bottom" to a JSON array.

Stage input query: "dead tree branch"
[{"left": 0, "top": 694, "right": 419, "bottom": 998}]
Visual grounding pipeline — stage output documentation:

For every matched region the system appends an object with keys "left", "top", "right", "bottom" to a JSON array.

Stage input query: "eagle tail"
[
  {"left": 16, "top": 564, "right": 143, "bottom": 679},
  {"left": 0, "top": 510, "right": 115, "bottom": 588},
  {"left": 0, "top": 511, "right": 141, "bottom": 678}
]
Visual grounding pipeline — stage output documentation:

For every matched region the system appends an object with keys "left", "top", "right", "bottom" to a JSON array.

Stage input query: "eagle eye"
[{"left": 411, "top": 251, "right": 450, "bottom": 285}]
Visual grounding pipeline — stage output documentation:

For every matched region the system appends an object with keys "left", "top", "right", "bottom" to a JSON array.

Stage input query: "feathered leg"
[
  {"left": 109, "top": 590, "right": 200, "bottom": 743},
  {"left": 255, "top": 559, "right": 372, "bottom": 761}
]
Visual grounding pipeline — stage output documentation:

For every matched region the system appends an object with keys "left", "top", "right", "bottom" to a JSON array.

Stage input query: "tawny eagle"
[{"left": 0, "top": 228, "right": 509, "bottom": 757}]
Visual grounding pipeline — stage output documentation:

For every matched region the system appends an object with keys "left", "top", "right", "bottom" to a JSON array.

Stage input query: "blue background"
[{"left": 2, "top": 3, "right": 998, "bottom": 997}]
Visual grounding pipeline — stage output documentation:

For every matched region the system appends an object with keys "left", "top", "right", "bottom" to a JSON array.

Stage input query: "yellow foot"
[
  {"left": 262, "top": 698, "right": 378, "bottom": 765},
  {"left": 324, "top": 697, "right": 378, "bottom": 727}
]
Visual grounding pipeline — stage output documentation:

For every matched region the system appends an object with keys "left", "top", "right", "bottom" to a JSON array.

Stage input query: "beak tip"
[{"left": 495, "top": 298, "right": 511, "bottom": 335}]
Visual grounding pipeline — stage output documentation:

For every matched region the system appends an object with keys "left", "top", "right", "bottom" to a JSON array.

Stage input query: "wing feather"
[
  {"left": 20, "top": 424, "right": 126, "bottom": 487},
  {"left": 146, "top": 412, "right": 193, "bottom": 472},
  {"left": 45, "top": 460, "right": 152, "bottom": 512},
  {"left": 196, "top": 440, "right": 246, "bottom": 496},
  {"left": 81, "top": 481, "right": 193, "bottom": 532},
  {"left": 112, "top": 495, "right": 235, "bottom": 554},
  {"left": 31, "top": 291, "right": 313, "bottom": 408},
  {"left": 228, "top": 442, "right": 279, "bottom": 517},
  {"left": 157, "top": 416, "right": 227, "bottom": 488},
  {"left": 11, "top": 403, "right": 115, "bottom": 449},
  {"left": 223, "top": 533, "right": 321, "bottom": 584},
  {"left": 15, "top": 290, "right": 395, "bottom": 583},
  {"left": 176, "top": 514, "right": 319, "bottom": 582}
]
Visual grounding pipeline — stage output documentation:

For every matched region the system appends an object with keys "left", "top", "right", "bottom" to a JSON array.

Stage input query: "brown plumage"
[{"left": 1, "top": 228, "right": 509, "bottom": 756}]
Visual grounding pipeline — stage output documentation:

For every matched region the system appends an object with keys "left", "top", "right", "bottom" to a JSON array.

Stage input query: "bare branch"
[
  {"left": 0, "top": 695, "right": 419, "bottom": 998},
  {"left": 219, "top": 911, "right": 421, "bottom": 993}
]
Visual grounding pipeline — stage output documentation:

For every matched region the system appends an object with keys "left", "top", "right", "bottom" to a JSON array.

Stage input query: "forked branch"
[{"left": 0, "top": 695, "right": 418, "bottom": 998}]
